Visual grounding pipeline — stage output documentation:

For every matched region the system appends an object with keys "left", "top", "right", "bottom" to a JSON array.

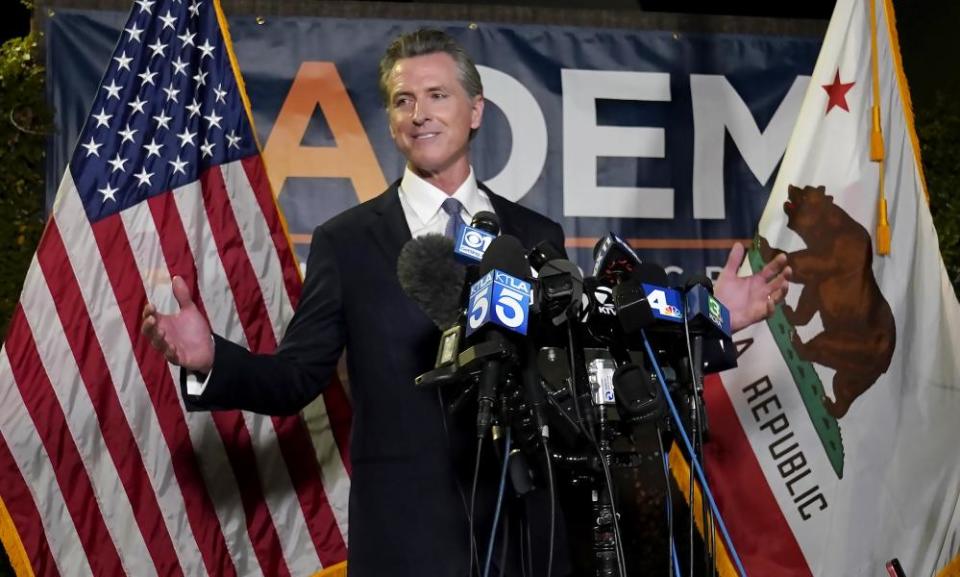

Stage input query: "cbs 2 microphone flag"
[
  {"left": 703, "top": 0, "right": 960, "bottom": 575},
  {"left": 0, "top": 1, "right": 352, "bottom": 575}
]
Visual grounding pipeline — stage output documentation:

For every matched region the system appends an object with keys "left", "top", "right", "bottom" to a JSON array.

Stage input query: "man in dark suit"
[{"left": 142, "top": 29, "right": 791, "bottom": 577}]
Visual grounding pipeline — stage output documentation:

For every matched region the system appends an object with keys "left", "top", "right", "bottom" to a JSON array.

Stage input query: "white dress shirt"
[{"left": 397, "top": 166, "right": 495, "bottom": 238}]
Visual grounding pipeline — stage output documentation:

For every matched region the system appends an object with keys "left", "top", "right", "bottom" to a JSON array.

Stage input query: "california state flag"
[{"left": 703, "top": 0, "right": 960, "bottom": 575}]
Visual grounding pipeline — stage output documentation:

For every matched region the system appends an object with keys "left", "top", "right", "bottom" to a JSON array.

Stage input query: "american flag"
[{"left": 0, "top": 1, "right": 352, "bottom": 575}]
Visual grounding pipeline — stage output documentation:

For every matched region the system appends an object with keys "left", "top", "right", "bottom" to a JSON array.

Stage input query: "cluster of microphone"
[
  {"left": 397, "top": 212, "right": 735, "bottom": 446},
  {"left": 397, "top": 213, "right": 740, "bottom": 576}
]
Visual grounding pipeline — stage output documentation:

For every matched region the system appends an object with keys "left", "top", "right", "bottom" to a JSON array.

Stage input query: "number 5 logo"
[
  {"left": 469, "top": 294, "right": 489, "bottom": 330},
  {"left": 495, "top": 288, "right": 526, "bottom": 328}
]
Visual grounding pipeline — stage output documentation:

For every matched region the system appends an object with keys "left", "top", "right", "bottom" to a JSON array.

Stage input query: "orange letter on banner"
[{"left": 263, "top": 62, "right": 387, "bottom": 203}]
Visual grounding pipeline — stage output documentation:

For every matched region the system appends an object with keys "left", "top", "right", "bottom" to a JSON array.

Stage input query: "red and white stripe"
[{"left": 0, "top": 155, "right": 352, "bottom": 576}]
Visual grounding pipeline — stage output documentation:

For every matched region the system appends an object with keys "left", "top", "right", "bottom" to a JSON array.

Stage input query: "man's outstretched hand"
[
  {"left": 140, "top": 276, "right": 214, "bottom": 373},
  {"left": 715, "top": 242, "right": 792, "bottom": 333}
]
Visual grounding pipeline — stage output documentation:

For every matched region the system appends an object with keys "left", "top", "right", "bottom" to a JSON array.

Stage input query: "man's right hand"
[{"left": 140, "top": 276, "right": 214, "bottom": 374}]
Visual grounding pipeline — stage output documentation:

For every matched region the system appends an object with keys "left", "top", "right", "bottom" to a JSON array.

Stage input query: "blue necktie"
[{"left": 441, "top": 197, "right": 463, "bottom": 240}]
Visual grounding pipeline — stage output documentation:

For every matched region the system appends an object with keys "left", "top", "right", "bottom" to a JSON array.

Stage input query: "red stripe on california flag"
[
  {"left": 89, "top": 209, "right": 238, "bottom": 577},
  {"left": 201, "top": 165, "right": 347, "bottom": 563},
  {"left": 0, "top": 433, "right": 59, "bottom": 577},
  {"left": 4, "top": 306, "right": 125, "bottom": 576},
  {"left": 240, "top": 156, "right": 302, "bottom": 308},
  {"left": 703, "top": 374, "right": 812, "bottom": 577},
  {"left": 37, "top": 220, "right": 183, "bottom": 576},
  {"left": 148, "top": 188, "right": 291, "bottom": 577}
]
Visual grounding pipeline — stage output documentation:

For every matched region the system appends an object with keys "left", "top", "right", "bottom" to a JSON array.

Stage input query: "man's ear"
[{"left": 470, "top": 95, "right": 484, "bottom": 130}]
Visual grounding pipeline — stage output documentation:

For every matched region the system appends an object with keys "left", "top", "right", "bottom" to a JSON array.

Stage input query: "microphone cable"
[
  {"left": 656, "top": 427, "right": 680, "bottom": 577},
  {"left": 483, "top": 428, "right": 512, "bottom": 577},
  {"left": 469, "top": 435, "right": 484, "bottom": 577},
  {"left": 641, "top": 330, "right": 750, "bottom": 577},
  {"left": 564, "top": 325, "right": 591, "bottom": 443},
  {"left": 682, "top": 292, "right": 717, "bottom": 577},
  {"left": 436, "top": 389, "right": 482, "bottom": 576},
  {"left": 682, "top": 307, "right": 697, "bottom": 577},
  {"left": 544, "top": 438, "right": 556, "bottom": 577},
  {"left": 590, "top": 434, "right": 628, "bottom": 577}
]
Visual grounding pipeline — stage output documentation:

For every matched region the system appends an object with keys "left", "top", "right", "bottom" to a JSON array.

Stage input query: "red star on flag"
[{"left": 822, "top": 69, "right": 855, "bottom": 114}]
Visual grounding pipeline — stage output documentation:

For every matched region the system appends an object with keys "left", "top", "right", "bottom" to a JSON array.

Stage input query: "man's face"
[{"left": 386, "top": 52, "right": 483, "bottom": 180}]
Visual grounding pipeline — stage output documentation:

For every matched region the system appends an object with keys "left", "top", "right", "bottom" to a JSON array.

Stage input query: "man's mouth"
[{"left": 413, "top": 133, "right": 439, "bottom": 140}]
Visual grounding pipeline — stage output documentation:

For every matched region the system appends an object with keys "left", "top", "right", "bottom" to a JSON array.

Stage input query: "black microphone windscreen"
[
  {"left": 528, "top": 241, "right": 565, "bottom": 272},
  {"left": 630, "top": 262, "right": 669, "bottom": 287},
  {"left": 479, "top": 235, "right": 528, "bottom": 278},
  {"left": 470, "top": 211, "right": 500, "bottom": 235},
  {"left": 683, "top": 273, "right": 714, "bottom": 293},
  {"left": 397, "top": 234, "right": 466, "bottom": 329}
]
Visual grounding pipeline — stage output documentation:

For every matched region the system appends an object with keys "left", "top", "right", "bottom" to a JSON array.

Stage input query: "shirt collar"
[{"left": 399, "top": 166, "right": 486, "bottom": 224}]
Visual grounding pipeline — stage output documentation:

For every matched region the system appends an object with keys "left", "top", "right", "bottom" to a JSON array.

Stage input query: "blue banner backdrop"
[{"left": 46, "top": 10, "right": 822, "bottom": 277}]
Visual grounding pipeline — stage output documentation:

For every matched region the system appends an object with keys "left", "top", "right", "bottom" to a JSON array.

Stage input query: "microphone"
[
  {"left": 592, "top": 232, "right": 642, "bottom": 284},
  {"left": 522, "top": 241, "right": 573, "bottom": 442},
  {"left": 465, "top": 235, "right": 532, "bottom": 338},
  {"left": 612, "top": 262, "right": 678, "bottom": 335},
  {"left": 465, "top": 235, "right": 531, "bottom": 437},
  {"left": 681, "top": 275, "right": 732, "bottom": 339},
  {"left": 397, "top": 234, "right": 466, "bottom": 330},
  {"left": 397, "top": 234, "right": 468, "bottom": 388},
  {"left": 680, "top": 275, "right": 735, "bottom": 373},
  {"left": 536, "top": 258, "right": 583, "bottom": 326},
  {"left": 453, "top": 210, "right": 500, "bottom": 264},
  {"left": 527, "top": 240, "right": 565, "bottom": 272}
]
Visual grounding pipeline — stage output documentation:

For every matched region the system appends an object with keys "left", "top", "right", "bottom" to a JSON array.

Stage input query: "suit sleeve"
[{"left": 182, "top": 225, "right": 346, "bottom": 416}]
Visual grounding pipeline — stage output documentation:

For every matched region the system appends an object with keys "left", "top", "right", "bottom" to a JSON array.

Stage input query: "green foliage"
[
  {"left": 915, "top": 92, "right": 960, "bottom": 298},
  {"left": 0, "top": 31, "right": 49, "bottom": 341}
]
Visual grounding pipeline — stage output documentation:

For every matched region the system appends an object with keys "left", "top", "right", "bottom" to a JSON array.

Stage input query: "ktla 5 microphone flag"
[{"left": 702, "top": 0, "right": 960, "bottom": 575}]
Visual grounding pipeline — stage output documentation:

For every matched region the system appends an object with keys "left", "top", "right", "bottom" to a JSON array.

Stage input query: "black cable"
[
  {"left": 683, "top": 293, "right": 716, "bottom": 577},
  {"left": 497, "top": 509, "right": 510, "bottom": 577},
  {"left": 656, "top": 428, "right": 675, "bottom": 577},
  {"left": 438, "top": 388, "right": 482, "bottom": 576},
  {"left": 469, "top": 436, "right": 484, "bottom": 577},
  {"left": 681, "top": 295, "right": 701, "bottom": 577},
  {"left": 688, "top": 416, "right": 696, "bottom": 577},
  {"left": 564, "top": 324, "right": 591, "bottom": 442},
  {"left": 591, "top": 437, "right": 628, "bottom": 577},
  {"left": 483, "top": 430, "right": 512, "bottom": 577},
  {"left": 519, "top": 511, "right": 528, "bottom": 577},
  {"left": 544, "top": 439, "right": 556, "bottom": 577},
  {"left": 697, "top": 397, "right": 717, "bottom": 577}
]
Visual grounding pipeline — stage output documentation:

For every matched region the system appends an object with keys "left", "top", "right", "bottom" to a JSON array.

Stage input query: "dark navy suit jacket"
[{"left": 185, "top": 181, "right": 570, "bottom": 576}]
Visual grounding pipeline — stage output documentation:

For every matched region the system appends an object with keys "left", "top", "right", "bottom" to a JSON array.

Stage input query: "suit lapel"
[
  {"left": 369, "top": 181, "right": 412, "bottom": 269},
  {"left": 480, "top": 183, "right": 522, "bottom": 239}
]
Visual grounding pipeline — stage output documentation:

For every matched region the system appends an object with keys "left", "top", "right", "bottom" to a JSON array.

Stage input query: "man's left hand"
[{"left": 715, "top": 242, "right": 792, "bottom": 332}]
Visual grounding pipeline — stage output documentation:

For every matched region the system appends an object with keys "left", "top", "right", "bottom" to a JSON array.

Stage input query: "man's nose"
[{"left": 412, "top": 100, "right": 427, "bottom": 125}]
